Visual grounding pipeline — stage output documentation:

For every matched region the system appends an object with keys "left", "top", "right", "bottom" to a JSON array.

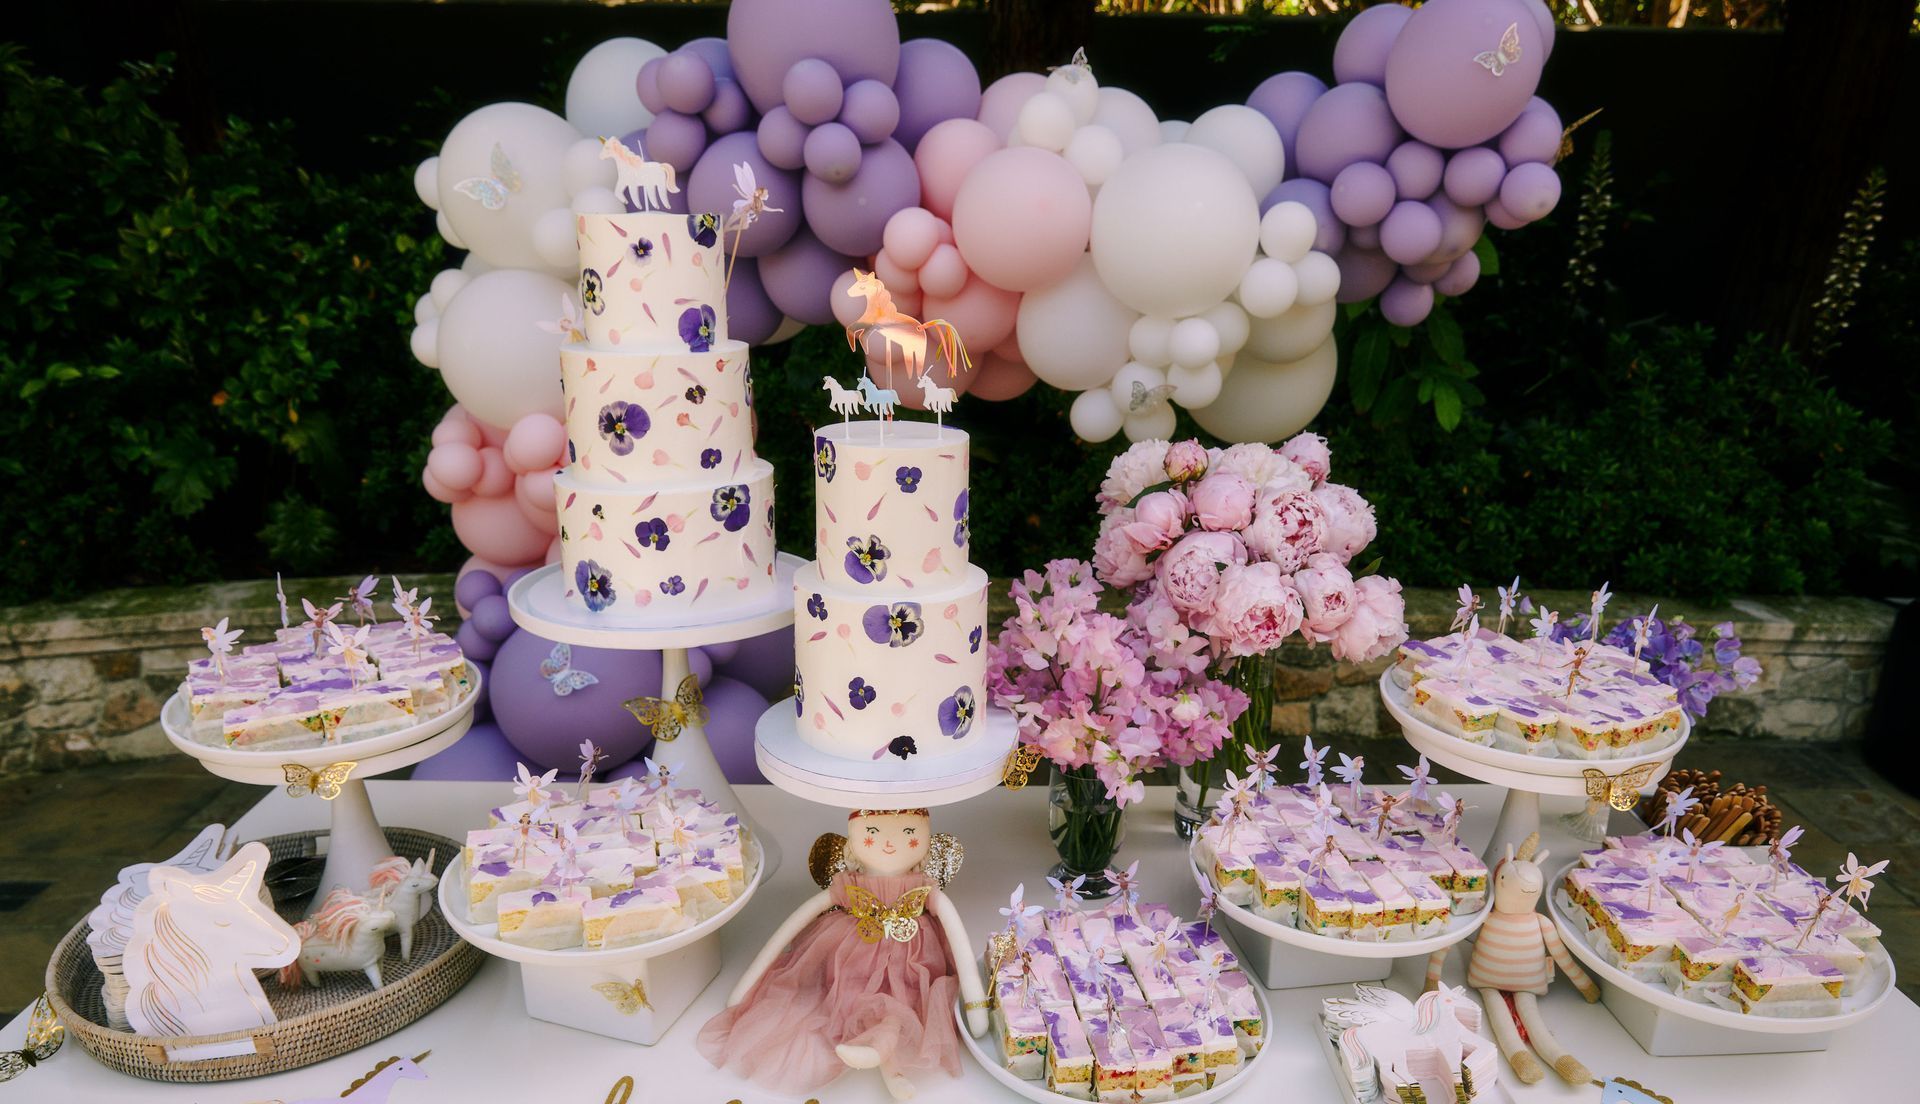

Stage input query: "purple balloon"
[
  {"left": 659, "top": 51, "right": 717, "bottom": 116},
  {"left": 1246, "top": 72, "right": 1328, "bottom": 158},
  {"left": 703, "top": 640, "right": 742, "bottom": 665},
  {"left": 468, "top": 593, "right": 515, "bottom": 641},
  {"left": 1498, "top": 97, "right": 1562, "bottom": 166},
  {"left": 1348, "top": 222, "right": 1381, "bottom": 251},
  {"left": 757, "top": 106, "right": 810, "bottom": 171},
  {"left": 1442, "top": 147, "right": 1506, "bottom": 207},
  {"left": 1435, "top": 250, "right": 1482, "bottom": 295},
  {"left": 1381, "top": 200, "right": 1444, "bottom": 265},
  {"left": 725, "top": 258, "right": 784, "bottom": 343},
  {"left": 760, "top": 225, "right": 859, "bottom": 325},
  {"left": 1293, "top": 82, "right": 1403, "bottom": 184},
  {"left": 1331, "top": 161, "right": 1396, "bottom": 228},
  {"left": 1265, "top": 178, "right": 1345, "bottom": 253},
  {"left": 683, "top": 36, "right": 736, "bottom": 81},
  {"left": 455, "top": 621, "right": 500, "bottom": 664},
  {"left": 1524, "top": 0, "right": 1557, "bottom": 61},
  {"left": 1333, "top": 3, "right": 1415, "bottom": 86},
  {"left": 490, "top": 632, "right": 672, "bottom": 772},
  {"left": 803, "top": 121, "right": 863, "bottom": 183},
  {"left": 644, "top": 110, "right": 708, "bottom": 173},
  {"left": 783, "top": 57, "right": 847, "bottom": 126},
  {"left": 726, "top": 0, "right": 901, "bottom": 115},
  {"left": 1499, "top": 160, "right": 1561, "bottom": 221},
  {"left": 1385, "top": 0, "right": 1546, "bottom": 149},
  {"left": 802, "top": 137, "right": 919, "bottom": 257},
  {"left": 503, "top": 565, "right": 539, "bottom": 592},
  {"left": 1425, "top": 193, "right": 1487, "bottom": 264},
  {"left": 718, "top": 625, "right": 797, "bottom": 703},
  {"left": 1380, "top": 276, "right": 1435, "bottom": 327},
  {"left": 891, "top": 38, "right": 982, "bottom": 152},
  {"left": 1386, "top": 140, "right": 1445, "bottom": 200},
  {"left": 469, "top": 658, "right": 492, "bottom": 725},
  {"left": 698, "top": 675, "right": 773, "bottom": 784},
  {"left": 689, "top": 132, "right": 801, "bottom": 256},
  {"left": 703, "top": 77, "right": 755, "bottom": 135},
  {"left": 637, "top": 57, "right": 667, "bottom": 115},
  {"left": 1484, "top": 195, "right": 1527, "bottom": 230},
  {"left": 409, "top": 721, "right": 525, "bottom": 782},
  {"left": 1334, "top": 245, "right": 1398, "bottom": 303},
  {"left": 840, "top": 79, "right": 901, "bottom": 145},
  {"left": 1401, "top": 257, "right": 1452, "bottom": 284},
  {"left": 455, "top": 568, "right": 503, "bottom": 612}
]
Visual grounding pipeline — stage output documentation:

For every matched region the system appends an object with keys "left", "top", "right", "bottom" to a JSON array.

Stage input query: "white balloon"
[
  {"left": 1064, "top": 124, "right": 1125, "bottom": 188},
  {"left": 565, "top": 38, "right": 665, "bottom": 141},
  {"left": 1124, "top": 403, "right": 1179, "bottom": 443},
  {"left": 1293, "top": 252, "right": 1342, "bottom": 306},
  {"left": 413, "top": 293, "right": 439, "bottom": 326},
  {"left": 1128, "top": 316, "right": 1175, "bottom": 367},
  {"left": 1159, "top": 120, "right": 1190, "bottom": 143},
  {"left": 410, "top": 319, "right": 440, "bottom": 369},
  {"left": 1243, "top": 299, "right": 1337, "bottom": 363},
  {"left": 435, "top": 103, "right": 582, "bottom": 270},
  {"left": 436, "top": 210, "right": 467, "bottom": 251},
  {"left": 563, "top": 137, "right": 617, "bottom": 196},
  {"left": 1014, "top": 92, "right": 1078, "bottom": 152},
  {"left": 533, "top": 207, "right": 579, "bottom": 270},
  {"left": 434, "top": 268, "right": 572, "bottom": 429},
  {"left": 460, "top": 253, "right": 495, "bottom": 276},
  {"left": 1189, "top": 337, "right": 1338, "bottom": 444},
  {"left": 1044, "top": 66, "right": 1100, "bottom": 124},
  {"left": 1185, "top": 105, "right": 1286, "bottom": 199},
  {"left": 1014, "top": 255, "right": 1140, "bottom": 390},
  {"left": 1202, "top": 301, "right": 1250, "bottom": 355},
  {"left": 1169, "top": 317, "right": 1222, "bottom": 370},
  {"left": 415, "top": 157, "right": 442, "bottom": 209},
  {"left": 1108, "top": 361, "right": 1169, "bottom": 413},
  {"left": 1070, "top": 388, "right": 1125, "bottom": 443},
  {"left": 1260, "top": 201, "right": 1318, "bottom": 265},
  {"left": 1091, "top": 143, "right": 1261, "bottom": 318},
  {"left": 1092, "top": 87, "right": 1161, "bottom": 156},
  {"left": 430, "top": 268, "right": 472, "bottom": 310},
  {"left": 569, "top": 187, "right": 625, "bottom": 215},
  {"left": 1167, "top": 360, "right": 1224, "bottom": 410},
  {"left": 1237, "top": 257, "right": 1300, "bottom": 319}
]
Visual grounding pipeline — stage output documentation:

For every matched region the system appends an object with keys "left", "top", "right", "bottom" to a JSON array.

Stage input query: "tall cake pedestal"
[{"left": 754, "top": 700, "right": 1021, "bottom": 808}]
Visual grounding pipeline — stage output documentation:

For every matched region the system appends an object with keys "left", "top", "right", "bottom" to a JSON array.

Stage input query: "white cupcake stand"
[
  {"left": 159, "top": 668, "right": 481, "bottom": 911},
  {"left": 1378, "top": 671, "right": 1691, "bottom": 863},
  {"left": 754, "top": 698, "right": 1021, "bottom": 809}
]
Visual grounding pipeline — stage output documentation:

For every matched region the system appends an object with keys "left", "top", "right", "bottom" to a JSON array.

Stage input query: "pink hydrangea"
[
  {"left": 1293, "top": 552, "right": 1358, "bottom": 642},
  {"left": 1211, "top": 562, "right": 1304, "bottom": 657},
  {"left": 1278, "top": 432, "right": 1332, "bottom": 485},
  {"left": 1243, "top": 488, "right": 1327, "bottom": 573},
  {"left": 1189, "top": 472, "right": 1256, "bottom": 532},
  {"left": 1155, "top": 530, "right": 1247, "bottom": 615},
  {"left": 1330, "top": 574, "right": 1409, "bottom": 663},
  {"left": 1314, "top": 483, "right": 1378, "bottom": 563},
  {"left": 1122, "top": 489, "right": 1189, "bottom": 552},
  {"left": 1164, "top": 440, "right": 1211, "bottom": 484},
  {"left": 1098, "top": 440, "right": 1172, "bottom": 509}
]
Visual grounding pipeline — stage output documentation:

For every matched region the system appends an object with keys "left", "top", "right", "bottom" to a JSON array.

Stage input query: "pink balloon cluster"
[
  {"left": 422, "top": 404, "right": 567, "bottom": 575},
  {"left": 1252, "top": 0, "right": 1562, "bottom": 326}
]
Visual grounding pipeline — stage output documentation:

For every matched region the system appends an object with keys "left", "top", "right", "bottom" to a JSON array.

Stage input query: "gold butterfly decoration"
[
  {"left": 844, "top": 884, "right": 933, "bottom": 944},
  {"left": 1555, "top": 108, "right": 1605, "bottom": 165},
  {"left": 0, "top": 997, "right": 62, "bottom": 1082},
  {"left": 1474, "top": 22, "right": 1523, "bottom": 78},
  {"left": 282, "top": 760, "right": 357, "bottom": 800},
  {"left": 590, "top": 978, "right": 650, "bottom": 1014},
  {"left": 1582, "top": 763, "right": 1659, "bottom": 812},
  {"left": 1003, "top": 745, "right": 1043, "bottom": 790},
  {"left": 623, "top": 675, "right": 707, "bottom": 742},
  {"left": 453, "top": 142, "right": 522, "bottom": 210}
]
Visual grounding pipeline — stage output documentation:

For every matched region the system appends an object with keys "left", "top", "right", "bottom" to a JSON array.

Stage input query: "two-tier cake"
[
  {"left": 792, "top": 421, "right": 991, "bottom": 763},
  {"left": 554, "top": 211, "right": 777, "bottom": 621}
]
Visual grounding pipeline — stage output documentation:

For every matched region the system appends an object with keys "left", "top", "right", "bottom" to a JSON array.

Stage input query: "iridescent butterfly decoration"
[
  {"left": 540, "top": 643, "right": 600, "bottom": 697},
  {"left": 1127, "top": 381, "right": 1178, "bottom": 414},
  {"left": 453, "top": 142, "right": 523, "bottom": 210},
  {"left": 1474, "top": 22, "right": 1522, "bottom": 78}
]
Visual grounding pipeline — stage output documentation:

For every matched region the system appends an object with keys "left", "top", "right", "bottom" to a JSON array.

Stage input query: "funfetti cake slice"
[
  {"left": 1146, "top": 997, "right": 1208, "bottom": 1089},
  {"left": 1213, "top": 970, "right": 1264, "bottom": 1054},
  {"left": 581, "top": 878, "right": 683, "bottom": 949},
  {"left": 995, "top": 989, "right": 1049, "bottom": 1080},
  {"left": 496, "top": 883, "right": 592, "bottom": 950},
  {"left": 1117, "top": 1006, "right": 1175, "bottom": 1102},
  {"left": 182, "top": 668, "right": 281, "bottom": 742},
  {"left": 1043, "top": 1009, "right": 1095, "bottom": 1099},
  {"left": 465, "top": 852, "right": 555, "bottom": 922},
  {"left": 1251, "top": 855, "right": 1302, "bottom": 925},
  {"left": 219, "top": 681, "right": 417, "bottom": 750},
  {"left": 1732, "top": 954, "right": 1843, "bottom": 1014},
  {"left": 1084, "top": 1012, "right": 1137, "bottom": 1103},
  {"left": 1299, "top": 880, "right": 1353, "bottom": 938}
]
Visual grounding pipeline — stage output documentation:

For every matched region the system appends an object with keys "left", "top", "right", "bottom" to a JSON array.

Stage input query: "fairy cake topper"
[
  {"left": 1300, "top": 735, "right": 1328, "bottom": 790},
  {"left": 1495, "top": 576, "right": 1525, "bottom": 636},
  {"left": 722, "top": 161, "right": 782, "bottom": 297},
  {"left": 300, "top": 598, "right": 343, "bottom": 658},
  {"left": 1587, "top": 581, "right": 1613, "bottom": 642},
  {"left": 601, "top": 135, "right": 679, "bottom": 213},
  {"left": 341, "top": 575, "right": 379, "bottom": 626},
  {"left": 200, "top": 617, "right": 243, "bottom": 683},
  {"left": 576, "top": 739, "right": 605, "bottom": 802},
  {"left": 1450, "top": 584, "right": 1481, "bottom": 634},
  {"left": 1631, "top": 604, "right": 1659, "bottom": 672},
  {"left": 535, "top": 293, "right": 587, "bottom": 343},
  {"left": 275, "top": 572, "right": 290, "bottom": 630},
  {"left": 326, "top": 622, "right": 373, "bottom": 686}
]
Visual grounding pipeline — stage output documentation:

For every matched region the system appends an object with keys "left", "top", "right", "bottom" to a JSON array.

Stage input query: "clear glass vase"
[
  {"left": 1174, "top": 652, "right": 1277, "bottom": 839},
  {"left": 1048, "top": 766, "right": 1128, "bottom": 899}
]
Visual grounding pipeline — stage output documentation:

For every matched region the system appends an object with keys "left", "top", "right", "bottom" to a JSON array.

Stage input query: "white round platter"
[
  {"left": 507, "top": 553, "right": 803, "bottom": 649},
  {"left": 437, "top": 835, "right": 765, "bottom": 968},
  {"left": 1380, "top": 671, "right": 1690, "bottom": 797},
  {"left": 160, "top": 667, "right": 481, "bottom": 782},
  {"left": 1186, "top": 846, "right": 1490, "bottom": 959},
  {"left": 755, "top": 699, "right": 1019, "bottom": 808},
  {"left": 953, "top": 972, "right": 1272, "bottom": 1104},
  {"left": 1545, "top": 858, "right": 1897, "bottom": 1035}
]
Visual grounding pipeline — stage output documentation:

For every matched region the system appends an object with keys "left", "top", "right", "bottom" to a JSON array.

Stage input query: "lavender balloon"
[
  {"left": 759, "top": 225, "right": 860, "bottom": 325},
  {"left": 1380, "top": 276, "right": 1435, "bottom": 327},
  {"left": 891, "top": 38, "right": 982, "bottom": 151},
  {"left": 455, "top": 621, "right": 500, "bottom": 665},
  {"left": 1348, "top": 222, "right": 1381, "bottom": 251},
  {"left": 689, "top": 132, "right": 801, "bottom": 257},
  {"left": 454, "top": 568, "right": 503, "bottom": 612},
  {"left": 839, "top": 79, "right": 901, "bottom": 145},
  {"left": 1435, "top": 250, "right": 1482, "bottom": 295},
  {"left": 1333, "top": 2, "right": 1415, "bottom": 86},
  {"left": 682, "top": 37, "right": 736, "bottom": 81},
  {"left": 757, "top": 106, "right": 810, "bottom": 171},
  {"left": 410, "top": 720, "right": 525, "bottom": 782},
  {"left": 643, "top": 110, "right": 708, "bottom": 174},
  {"left": 1386, "top": 140, "right": 1445, "bottom": 200},
  {"left": 1498, "top": 97, "right": 1562, "bottom": 166},
  {"left": 703, "top": 78, "right": 755, "bottom": 134},
  {"left": 1246, "top": 71, "right": 1328, "bottom": 155},
  {"left": 1384, "top": 0, "right": 1546, "bottom": 149},
  {"left": 1331, "top": 161, "right": 1397, "bottom": 228},
  {"left": 784, "top": 58, "right": 846, "bottom": 126},
  {"left": 1334, "top": 245, "right": 1398, "bottom": 303},
  {"left": 1293, "top": 82, "right": 1403, "bottom": 184},
  {"left": 690, "top": 675, "right": 773, "bottom": 784},
  {"left": 636, "top": 57, "right": 668, "bottom": 116},
  {"left": 715, "top": 625, "right": 798, "bottom": 703},
  {"left": 490, "top": 631, "right": 672, "bottom": 771},
  {"left": 466, "top": 593, "right": 516, "bottom": 643},
  {"left": 726, "top": 0, "right": 900, "bottom": 115},
  {"left": 1498, "top": 160, "right": 1561, "bottom": 222},
  {"left": 1265, "top": 178, "right": 1345, "bottom": 254},
  {"left": 1426, "top": 193, "right": 1488, "bottom": 264},
  {"left": 724, "top": 258, "right": 784, "bottom": 344},
  {"left": 803, "top": 121, "right": 863, "bottom": 183},
  {"left": 1380, "top": 200, "right": 1443, "bottom": 266},
  {"left": 1442, "top": 146, "right": 1507, "bottom": 207},
  {"left": 658, "top": 52, "right": 717, "bottom": 116},
  {"left": 801, "top": 136, "right": 919, "bottom": 257}
]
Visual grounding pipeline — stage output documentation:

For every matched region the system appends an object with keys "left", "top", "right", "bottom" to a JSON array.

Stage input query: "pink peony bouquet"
[
  {"left": 985, "top": 559, "right": 1249, "bottom": 807},
  {"left": 1092, "top": 435, "right": 1408, "bottom": 664}
]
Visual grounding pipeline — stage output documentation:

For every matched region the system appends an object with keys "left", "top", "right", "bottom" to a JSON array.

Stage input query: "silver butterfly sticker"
[
  {"left": 1474, "top": 23, "right": 1522, "bottom": 78},
  {"left": 1128, "top": 381, "right": 1178, "bottom": 413},
  {"left": 1049, "top": 47, "right": 1092, "bottom": 83},
  {"left": 453, "top": 142, "right": 523, "bottom": 210},
  {"left": 540, "top": 643, "right": 599, "bottom": 696}
]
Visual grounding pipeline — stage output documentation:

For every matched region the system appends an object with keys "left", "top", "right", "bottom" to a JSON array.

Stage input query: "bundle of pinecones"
[{"left": 1635, "top": 768, "right": 1782, "bottom": 846}]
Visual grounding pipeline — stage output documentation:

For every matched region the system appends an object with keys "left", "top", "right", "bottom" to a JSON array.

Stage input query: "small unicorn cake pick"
[{"left": 601, "top": 135, "right": 680, "bottom": 212}]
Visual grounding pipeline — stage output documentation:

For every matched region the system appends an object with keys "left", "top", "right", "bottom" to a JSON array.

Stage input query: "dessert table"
[{"left": 9, "top": 784, "right": 1918, "bottom": 1102}]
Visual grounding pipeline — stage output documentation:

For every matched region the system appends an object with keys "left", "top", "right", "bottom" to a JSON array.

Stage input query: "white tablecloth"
[{"left": 6, "top": 783, "right": 1914, "bottom": 1103}]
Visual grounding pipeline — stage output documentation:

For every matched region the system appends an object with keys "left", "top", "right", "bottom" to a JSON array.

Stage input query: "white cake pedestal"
[
  {"left": 754, "top": 699, "right": 1020, "bottom": 809},
  {"left": 507, "top": 554, "right": 804, "bottom": 875},
  {"left": 159, "top": 669, "right": 481, "bottom": 909},
  {"left": 1379, "top": 672, "right": 1691, "bottom": 863}
]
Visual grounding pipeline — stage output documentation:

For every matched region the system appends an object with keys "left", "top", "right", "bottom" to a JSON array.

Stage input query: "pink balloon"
[
  {"left": 1435, "top": 250, "right": 1482, "bottom": 296},
  {"left": 546, "top": 536, "right": 562, "bottom": 565},
  {"left": 452, "top": 495, "right": 550, "bottom": 565},
  {"left": 474, "top": 446, "right": 515, "bottom": 498},
  {"left": 503, "top": 413, "right": 565, "bottom": 474},
  {"left": 515, "top": 469, "right": 559, "bottom": 535},
  {"left": 872, "top": 250, "right": 920, "bottom": 293},
  {"left": 422, "top": 466, "right": 470, "bottom": 505},
  {"left": 976, "top": 72, "right": 1046, "bottom": 142},
  {"left": 913, "top": 118, "right": 1001, "bottom": 221},
  {"left": 919, "top": 242, "right": 968, "bottom": 299},
  {"left": 950, "top": 147, "right": 1091, "bottom": 292},
  {"left": 829, "top": 268, "right": 865, "bottom": 328},
  {"left": 970, "top": 350, "right": 1039, "bottom": 401},
  {"left": 882, "top": 207, "right": 944, "bottom": 270},
  {"left": 923, "top": 274, "right": 1018, "bottom": 358},
  {"left": 427, "top": 441, "right": 483, "bottom": 490},
  {"left": 475, "top": 419, "right": 509, "bottom": 449},
  {"left": 432, "top": 410, "right": 482, "bottom": 448}
]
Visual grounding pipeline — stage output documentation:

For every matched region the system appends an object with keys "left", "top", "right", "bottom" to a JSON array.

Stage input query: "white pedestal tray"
[
  {"left": 1545, "top": 857, "right": 1897, "bottom": 1056},
  {"left": 1186, "top": 842, "right": 1490, "bottom": 990},
  {"left": 508, "top": 553, "right": 804, "bottom": 875},
  {"left": 438, "top": 838, "right": 766, "bottom": 1045},
  {"left": 1379, "top": 671, "right": 1690, "bottom": 863},
  {"left": 754, "top": 698, "right": 1020, "bottom": 809},
  {"left": 159, "top": 669, "right": 481, "bottom": 910}
]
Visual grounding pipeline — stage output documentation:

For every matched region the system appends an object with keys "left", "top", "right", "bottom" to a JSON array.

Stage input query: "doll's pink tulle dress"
[{"left": 697, "top": 870, "right": 962, "bottom": 1092}]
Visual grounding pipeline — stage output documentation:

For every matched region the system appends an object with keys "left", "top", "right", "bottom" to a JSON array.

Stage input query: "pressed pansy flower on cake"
[
  {"left": 794, "top": 668, "right": 804, "bottom": 716},
  {"left": 628, "top": 236, "right": 654, "bottom": 263},
  {"left": 634, "top": 517, "right": 672, "bottom": 551},
  {"left": 659, "top": 575, "right": 686, "bottom": 596},
  {"left": 579, "top": 269, "right": 606, "bottom": 315},
  {"left": 938, "top": 686, "right": 976, "bottom": 738},
  {"left": 598, "top": 401, "right": 649, "bottom": 455},
  {"left": 953, "top": 489, "right": 970, "bottom": 547},
  {"left": 806, "top": 592, "right": 828, "bottom": 620},
  {"left": 679, "top": 305, "right": 717, "bottom": 353},
  {"left": 844, "top": 534, "right": 890, "bottom": 583},
  {"left": 884, "top": 735, "right": 918, "bottom": 760},
  {"left": 895, "top": 466, "right": 922, "bottom": 493},
  {"left": 814, "top": 436, "right": 837, "bottom": 482},
  {"left": 701, "top": 447, "right": 722, "bottom": 469},
  {"left": 575, "top": 560, "right": 615, "bottom": 612},
  {"left": 862, "top": 602, "right": 924, "bottom": 648},
  {"left": 710, "top": 484, "right": 751, "bottom": 531},
  {"left": 686, "top": 211, "right": 720, "bottom": 248},
  {"left": 685, "top": 384, "right": 707, "bottom": 404},
  {"left": 848, "top": 676, "right": 877, "bottom": 710}
]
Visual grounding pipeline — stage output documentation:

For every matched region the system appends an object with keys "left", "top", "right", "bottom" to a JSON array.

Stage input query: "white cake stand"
[
  {"left": 754, "top": 699, "right": 1021, "bottom": 808},
  {"left": 1379, "top": 671, "right": 1691, "bottom": 863},
  {"left": 159, "top": 669, "right": 480, "bottom": 909},
  {"left": 508, "top": 553, "right": 804, "bottom": 874}
]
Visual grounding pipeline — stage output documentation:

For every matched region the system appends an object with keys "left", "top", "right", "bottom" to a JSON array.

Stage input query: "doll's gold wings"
[
  {"left": 808, "top": 832, "right": 848, "bottom": 889},
  {"left": 844, "top": 884, "right": 934, "bottom": 944}
]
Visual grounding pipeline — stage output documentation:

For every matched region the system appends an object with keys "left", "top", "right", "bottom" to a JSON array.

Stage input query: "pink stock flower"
[
  {"left": 1294, "top": 552, "right": 1358, "bottom": 642},
  {"left": 1098, "top": 440, "right": 1172, "bottom": 510},
  {"left": 1242, "top": 488, "right": 1327, "bottom": 573},
  {"left": 1155, "top": 530, "right": 1247, "bottom": 614},
  {"left": 1330, "top": 574, "right": 1409, "bottom": 662},
  {"left": 1164, "top": 440, "right": 1210, "bottom": 484},
  {"left": 1093, "top": 516, "right": 1154, "bottom": 587},
  {"left": 1278, "top": 432, "right": 1332, "bottom": 486},
  {"left": 1314, "top": 483, "right": 1378, "bottom": 563},
  {"left": 1129, "top": 591, "right": 1211, "bottom": 675},
  {"left": 1211, "top": 562, "right": 1304, "bottom": 657},
  {"left": 1189, "top": 472, "right": 1255, "bottom": 532},
  {"left": 1123, "top": 490, "right": 1190, "bottom": 552}
]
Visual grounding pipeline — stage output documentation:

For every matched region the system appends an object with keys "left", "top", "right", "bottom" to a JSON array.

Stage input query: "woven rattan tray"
[{"left": 46, "top": 827, "right": 481, "bottom": 1083}]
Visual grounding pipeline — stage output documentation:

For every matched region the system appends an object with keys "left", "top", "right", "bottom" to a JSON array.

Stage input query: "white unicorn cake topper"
[{"left": 601, "top": 135, "right": 680, "bottom": 213}]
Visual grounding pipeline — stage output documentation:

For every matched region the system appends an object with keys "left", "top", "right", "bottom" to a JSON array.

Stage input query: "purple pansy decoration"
[
  {"left": 969, "top": 626, "right": 982, "bottom": 654},
  {"left": 844, "top": 535, "right": 890, "bottom": 584},
  {"left": 635, "top": 517, "right": 671, "bottom": 551},
  {"left": 814, "top": 436, "right": 837, "bottom": 482},
  {"left": 744, "top": 366, "right": 754, "bottom": 407},
  {"left": 886, "top": 735, "right": 918, "bottom": 760},
  {"left": 579, "top": 269, "right": 606, "bottom": 315},
  {"left": 806, "top": 592, "right": 828, "bottom": 620},
  {"left": 938, "top": 686, "right": 976, "bottom": 739},
  {"left": 629, "top": 237, "right": 654, "bottom": 263},
  {"left": 953, "top": 489, "right": 970, "bottom": 547},
  {"left": 862, "top": 602, "right": 924, "bottom": 648},
  {"left": 532, "top": 890, "right": 557, "bottom": 905},
  {"left": 849, "top": 677, "right": 876, "bottom": 710},
  {"left": 687, "top": 211, "right": 720, "bottom": 247},
  {"left": 686, "top": 384, "right": 707, "bottom": 404},
  {"left": 680, "top": 305, "right": 717, "bottom": 353},
  {"left": 659, "top": 575, "right": 685, "bottom": 596},
  {"left": 575, "top": 559, "right": 615, "bottom": 612},
  {"left": 598, "top": 401, "right": 649, "bottom": 455},
  {"left": 567, "top": 438, "right": 577, "bottom": 463},
  {"left": 895, "top": 466, "right": 922, "bottom": 493},
  {"left": 794, "top": 668, "right": 804, "bottom": 715},
  {"left": 700, "top": 447, "right": 722, "bottom": 469},
  {"left": 477, "top": 861, "right": 511, "bottom": 877},
  {"left": 710, "top": 484, "right": 751, "bottom": 531}
]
